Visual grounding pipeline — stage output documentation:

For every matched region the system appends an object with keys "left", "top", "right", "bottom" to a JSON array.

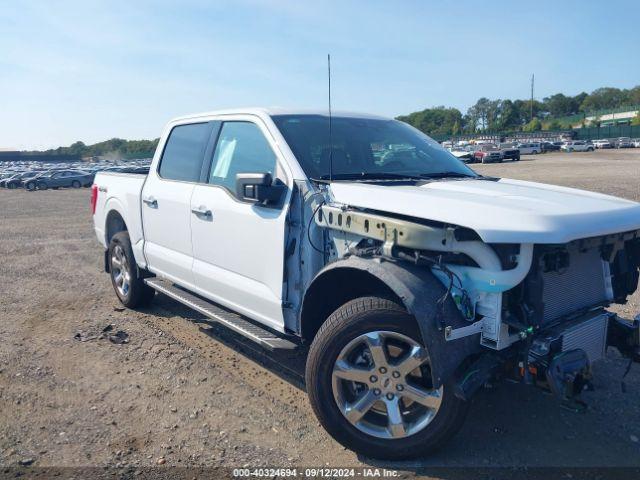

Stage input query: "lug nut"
[
  {"left": 373, "top": 388, "right": 381, "bottom": 396},
  {"left": 396, "top": 384, "right": 404, "bottom": 391},
  {"left": 392, "top": 371, "right": 400, "bottom": 378},
  {"left": 386, "top": 393, "right": 394, "bottom": 400},
  {"left": 379, "top": 367, "right": 387, "bottom": 374},
  {"left": 369, "top": 375, "right": 378, "bottom": 383}
]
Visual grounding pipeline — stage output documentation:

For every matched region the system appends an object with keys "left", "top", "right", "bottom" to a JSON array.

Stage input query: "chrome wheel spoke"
[
  {"left": 344, "top": 390, "right": 378, "bottom": 423},
  {"left": 385, "top": 397, "right": 406, "bottom": 438},
  {"left": 402, "top": 384, "right": 442, "bottom": 410},
  {"left": 363, "top": 332, "right": 388, "bottom": 368},
  {"left": 111, "top": 257, "right": 122, "bottom": 269},
  {"left": 333, "top": 360, "right": 373, "bottom": 384},
  {"left": 396, "top": 344, "right": 429, "bottom": 376}
]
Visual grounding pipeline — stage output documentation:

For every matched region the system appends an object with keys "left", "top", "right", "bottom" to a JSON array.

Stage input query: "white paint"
[{"left": 329, "top": 178, "right": 640, "bottom": 244}]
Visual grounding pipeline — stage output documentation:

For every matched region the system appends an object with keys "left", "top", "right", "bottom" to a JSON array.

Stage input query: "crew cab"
[{"left": 92, "top": 108, "right": 640, "bottom": 460}]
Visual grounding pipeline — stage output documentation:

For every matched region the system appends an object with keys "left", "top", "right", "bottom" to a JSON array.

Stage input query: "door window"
[
  {"left": 208, "top": 122, "right": 277, "bottom": 192},
  {"left": 158, "top": 122, "right": 211, "bottom": 182}
]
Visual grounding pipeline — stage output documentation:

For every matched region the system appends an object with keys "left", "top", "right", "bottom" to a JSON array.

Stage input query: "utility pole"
[{"left": 530, "top": 73, "right": 535, "bottom": 122}]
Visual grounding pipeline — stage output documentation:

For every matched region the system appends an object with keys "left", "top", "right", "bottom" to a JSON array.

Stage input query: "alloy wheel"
[
  {"left": 111, "top": 245, "right": 131, "bottom": 297},
  {"left": 332, "top": 330, "right": 442, "bottom": 439}
]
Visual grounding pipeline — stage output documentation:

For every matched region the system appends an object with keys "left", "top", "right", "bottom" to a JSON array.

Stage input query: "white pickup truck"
[{"left": 92, "top": 108, "right": 640, "bottom": 459}]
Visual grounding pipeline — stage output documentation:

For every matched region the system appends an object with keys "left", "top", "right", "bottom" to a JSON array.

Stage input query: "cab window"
[
  {"left": 158, "top": 122, "right": 211, "bottom": 182},
  {"left": 208, "top": 122, "right": 277, "bottom": 192}
]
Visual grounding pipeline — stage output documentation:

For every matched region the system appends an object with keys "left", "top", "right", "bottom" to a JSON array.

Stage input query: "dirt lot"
[{"left": 1, "top": 149, "right": 640, "bottom": 475}]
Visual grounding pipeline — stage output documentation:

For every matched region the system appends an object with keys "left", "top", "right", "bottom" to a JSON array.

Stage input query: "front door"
[{"left": 190, "top": 119, "right": 290, "bottom": 331}]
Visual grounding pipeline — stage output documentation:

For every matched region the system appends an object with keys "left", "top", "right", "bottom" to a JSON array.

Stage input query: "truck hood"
[{"left": 328, "top": 178, "right": 640, "bottom": 244}]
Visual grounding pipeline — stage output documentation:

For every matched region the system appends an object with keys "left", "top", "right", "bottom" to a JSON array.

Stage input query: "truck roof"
[{"left": 171, "top": 107, "right": 389, "bottom": 122}]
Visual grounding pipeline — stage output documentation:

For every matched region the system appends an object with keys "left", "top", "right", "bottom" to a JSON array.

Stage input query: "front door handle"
[
  {"left": 191, "top": 206, "right": 212, "bottom": 218},
  {"left": 142, "top": 196, "right": 157, "bottom": 208}
]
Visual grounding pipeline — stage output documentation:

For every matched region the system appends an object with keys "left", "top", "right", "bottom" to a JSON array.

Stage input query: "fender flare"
[{"left": 302, "top": 256, "right": 482, "bottom": 387}]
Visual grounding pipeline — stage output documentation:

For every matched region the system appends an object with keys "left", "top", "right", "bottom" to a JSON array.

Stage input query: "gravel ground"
[{"left": 1, "top": 149, "right": 640, "bottom": 476}]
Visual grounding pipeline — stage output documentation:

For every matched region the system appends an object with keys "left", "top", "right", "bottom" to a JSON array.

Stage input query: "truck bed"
[{"left": 93, "top": 172, "right": 147, "bottom": 262}]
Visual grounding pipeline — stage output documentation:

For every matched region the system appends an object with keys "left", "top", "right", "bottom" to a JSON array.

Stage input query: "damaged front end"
[{"left": 313, "top": 200, "right": 640, "bottom": 407}]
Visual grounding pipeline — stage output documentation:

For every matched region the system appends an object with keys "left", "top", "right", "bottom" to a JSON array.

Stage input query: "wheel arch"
[
  {"left": 300, "top": 256, "right": 482, "bottom": 387},
  {"left": 105, "top": 208, "right": 128, "bottom": 245}
]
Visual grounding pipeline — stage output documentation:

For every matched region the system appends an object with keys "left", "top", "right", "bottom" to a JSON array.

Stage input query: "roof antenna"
[{"left": 327, "top": 53, "right": 333, "bottom": 181}]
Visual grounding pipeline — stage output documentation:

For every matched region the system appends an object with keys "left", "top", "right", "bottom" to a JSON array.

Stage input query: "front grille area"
[{"left": 540, "top": 246, "right": 611, "bottom": 323}]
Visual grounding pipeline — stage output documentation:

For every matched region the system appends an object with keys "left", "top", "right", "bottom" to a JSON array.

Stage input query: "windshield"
[{"left": 271, "top": 115, "right": 477, "bottom": 180}]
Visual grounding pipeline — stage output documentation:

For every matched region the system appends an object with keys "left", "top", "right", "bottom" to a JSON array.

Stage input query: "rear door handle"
[
  {"left": 142, "top": 196, "right": 157, "bottom": 208},
  {"left": 191, "top": 206, "right": 212, "bottom": 218}
]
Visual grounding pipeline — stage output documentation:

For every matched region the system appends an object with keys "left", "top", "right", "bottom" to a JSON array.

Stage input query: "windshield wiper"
[
  {"left": 419, "top": 171, "right": 479, "bottom": 179},
  {"left": 316, "top": 172, "right": 424, "bottom": 181}
]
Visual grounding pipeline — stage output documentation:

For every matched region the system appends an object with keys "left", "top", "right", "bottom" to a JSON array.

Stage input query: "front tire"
[
  {"left": 108, "top": 231, "right": 155, "bottom": 308},
  {"left": 305, "top": 297, "right": 468, "bottom": 460},
  {"left": 71, "top": 180, "right": 81, "bottom": 188},
  {"left": 25, "top": 181, "right": 36, "bottom": 191}
]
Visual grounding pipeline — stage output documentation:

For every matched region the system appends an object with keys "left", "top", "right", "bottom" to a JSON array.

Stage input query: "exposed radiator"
[
  {"left": 540, "top": 246, "right": 612, "bottom": 323},
  {"left": 561, "top": 311, "right": 609, "bottom": 363}
]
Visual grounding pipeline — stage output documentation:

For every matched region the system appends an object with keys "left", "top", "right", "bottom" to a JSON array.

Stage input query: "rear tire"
[
  {"left": 25, "top": 181, "right": 36, "bottom": 191},
  {"left": 71, "top": 180, "right": 81, "bottom": 188},
  {"left": 108, "top": 231, "right": 155, "bottom": 308},
  {"left": 305, "top": 296, "right": 468, "bottom": 460}
]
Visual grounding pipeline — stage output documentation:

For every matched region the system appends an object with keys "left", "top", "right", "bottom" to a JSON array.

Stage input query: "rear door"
[
  {"left": 141, "top": 121, "right": 214, "bottom": 288},
  {"left": 189, "top": 117, "right": 291, "bottom": 331}
]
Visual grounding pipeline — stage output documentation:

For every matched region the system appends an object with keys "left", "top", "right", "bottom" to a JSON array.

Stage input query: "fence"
[{"left": 574, "top": 124, "right": 640, "bottom": 140}]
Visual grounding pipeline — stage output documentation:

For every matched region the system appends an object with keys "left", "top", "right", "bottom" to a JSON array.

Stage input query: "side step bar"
[{"left": 145, "top": 277, "right": 299, "bottom": 351}]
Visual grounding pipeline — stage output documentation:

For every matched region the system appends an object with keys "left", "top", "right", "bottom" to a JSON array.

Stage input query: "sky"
[{"left": 1, "top": 0, "right": 639, "bottom": 150}]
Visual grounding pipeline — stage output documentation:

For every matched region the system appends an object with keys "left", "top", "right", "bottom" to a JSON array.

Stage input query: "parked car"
[
  {"left": 92, "top": 108, "right": 640, "bottom": 460},
  {"left": 473, "top": 144, "right": 503, "bottom": 163},
  {"left": 615, "top": 137, "right": 633, "bottom": 148},
  {"left": 561, "top": 141, "right": 595, "bottom": 152},
  {"left": 633, "top": 139, "right": 640, "bottom": 148},
  {"left": 515, "top": 142, "right": 542, "bottom": 155},
  {"left": 1, "top": 172, "right": 34, "bottom": 189},
  {"left": 29, "top": 170, "right": 94, "bottom": 190},
  {"left": 593, "top": 139, "right": 613, "bottom": 149},
  {"left": 448, "top": 147, "right": 474, "bottom": 163},
  {"left": 21, "top": 170, "right": 58, "bottom": 190},
  {"left": 541, "top": 141, "right": 560, "bottom": 152}
]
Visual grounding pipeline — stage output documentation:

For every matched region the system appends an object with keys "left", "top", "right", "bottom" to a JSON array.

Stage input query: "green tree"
[
  {"left": 580, "top": 87, "right": 628, "bottom": 111},
  {"left": 396, "top": 106, "right": 464, "bottom": 136},
  {"left": 631, "top": 111, "right": 640, "bottom": 126},
  {"left": 523, "top": 117, "right": 542, "bottom": 132},
  {"left": 546, "top": 120, "right": 562, "bottom": 131}
]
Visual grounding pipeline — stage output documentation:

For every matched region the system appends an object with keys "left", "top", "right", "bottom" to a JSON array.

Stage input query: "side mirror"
[{"left": 235, "top": 173, "right": 286, "bottom": 206}]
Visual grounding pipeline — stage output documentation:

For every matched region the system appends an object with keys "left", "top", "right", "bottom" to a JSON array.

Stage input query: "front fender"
[{"left": 304, "top": 256, "right": 482, "bottom": 387}]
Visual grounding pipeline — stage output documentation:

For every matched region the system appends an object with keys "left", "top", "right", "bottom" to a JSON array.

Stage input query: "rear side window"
[
  {"left": 159, "top": 122, "right": 211, "bottom": 182},
  {"left": 208, "top": 122, "right": 277, "bottom": 192}
]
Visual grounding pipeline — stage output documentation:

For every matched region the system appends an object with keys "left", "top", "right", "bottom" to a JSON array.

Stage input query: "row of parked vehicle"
[
  {"left": 0, "top": 160, "right": 150, "bottom": 191},
  {"left": 592, "top": 137, "right": 640, "bottom": 149},
  {"left": 446, "top": 137, "right": 640, "bottom": 164}
]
